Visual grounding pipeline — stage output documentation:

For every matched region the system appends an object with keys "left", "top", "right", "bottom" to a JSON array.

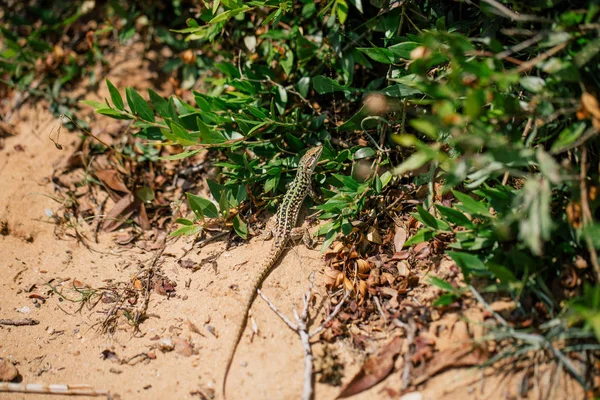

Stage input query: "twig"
[
  {"left": 515, "top": 42, "right": 569, "bottom": 74},
  {"left": 479, "top": 0, "right": 552, "bottom": 23},
  {"left": 374, "top": 295, "right": 387, "bottom": 322},
  {"left": 578, "top": 146, "right": 600, "bottom": 282},
  {"left": 257, "top": 289, "right": 297, "bottom": 330},
  {"left": 393, "top": 318, "right": 417, "bottom": 390},
  {"left": 0, "top": 382, "right": 109, "bottom": 397},
  {"left": 309, "top": 290, "right": 349, "bottom": 338},
  {"left": 469, "top": 285, "right": 509, "bottom": 327},
  {"left": 0, "top": 318, "right": 40, "bottom": 326},
  {"left": 257, "top": 272, "right": 349, "bottom": 400}
]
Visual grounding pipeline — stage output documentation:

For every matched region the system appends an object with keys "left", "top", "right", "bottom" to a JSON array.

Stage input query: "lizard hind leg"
[
  {"left": 290, "top": 227, "right": 314, "bottom": 249},
  {"left": 260, "top": 216, "right": 276, "bottom": 241}
]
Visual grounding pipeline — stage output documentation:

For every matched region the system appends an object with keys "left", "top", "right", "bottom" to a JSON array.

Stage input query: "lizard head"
[{"left": 300, "top": 145, "right": 323, "bottom": 175}]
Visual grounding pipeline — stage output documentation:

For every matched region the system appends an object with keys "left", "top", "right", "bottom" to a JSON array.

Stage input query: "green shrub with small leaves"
[{"left": 82, "top": 0, "right": 600, "bottom": 347}]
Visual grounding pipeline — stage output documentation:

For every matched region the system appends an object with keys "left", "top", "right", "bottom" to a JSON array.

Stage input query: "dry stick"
[
  {"left": 480, "top": 0, "right": 552, "bottom": 23},
  {"left": 0, "top": 382, "right": 109, "bottom": 397},
  {"left": 393, "top": 318, "right": 417, "bottom": 391},
  {"left": 516, "top": 42, "right": 569, "bottom": 74},
  {"left": 578, "top": 146, "right": 600, "bottom": 282},
  {"left": 257, "top": 273, "right": 349, "bottom": 400},
  {"left": 0, "top": 318, "right": 39, "bottom": 326}
]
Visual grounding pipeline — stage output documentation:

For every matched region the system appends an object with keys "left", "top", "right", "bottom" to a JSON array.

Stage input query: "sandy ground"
[{"left": 0, "top": 45, "right": 586, "bottom": 400}]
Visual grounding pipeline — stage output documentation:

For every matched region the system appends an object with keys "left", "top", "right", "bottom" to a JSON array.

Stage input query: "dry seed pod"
[
  {"left": 324, "top": 267, "right": 340, "bottom": 286},
  {"left": 344, "top": 277, "right": 355, "bottom": 293},
  {"left": 356, "top": 259, "right": 372, "bottom": 274},
  {"left": 325, "top": 241, "right": 346, "bottom": 255},
  {"left": 358, "top": 280, "right": 368, "bottom": 305},
  {"left": 335, "top": 272, "right": 345, "bottom": 289}
]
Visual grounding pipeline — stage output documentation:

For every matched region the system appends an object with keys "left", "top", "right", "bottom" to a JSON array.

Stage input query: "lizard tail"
[{"left": 222, "top": 242, "right": 287, "bottom": 399}]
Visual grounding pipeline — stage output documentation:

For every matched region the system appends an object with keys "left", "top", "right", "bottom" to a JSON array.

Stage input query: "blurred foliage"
[{"left": 0, "top": 0, "right": 196, "bottom": 118}]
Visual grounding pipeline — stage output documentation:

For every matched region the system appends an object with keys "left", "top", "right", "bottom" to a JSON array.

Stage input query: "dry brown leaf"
[
  {"left": 96, "top": 169, "right": 130, "bottom": 199},
  {"left": 397, "top": 261, "right": 410, "bottom": 277},
  {"left": 356, "top": 259, "right": 371, "bottom": 274},
  {"left": 414, "top": 242, "right": 430, "bottom": 259},
  {"left": 581, "top": 92, "right": 600, "bottom": 119},
  {"left": 393, "top": 226, "right": 407, "bottom": 252},
  {"left": 413, "top": 344, "right": 487, "bottom": 385},
  {"left": 337, "top": 336, "right": 403, "bottom": 398},
  {"left": 366, "top": 226, "right": 382, "bottom": 244},
  {"left": 102, "top": 194, "right": 138, "bottom": 232},
  {"left": 343, "top": 277, "right": 354, "bottom": 293},
  {"left": 566, "top": 201, "right": 582, "bottom": 229}
]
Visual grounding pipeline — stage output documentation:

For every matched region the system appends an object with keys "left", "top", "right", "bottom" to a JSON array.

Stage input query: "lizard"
[{"left": 222, "top": 145, "right": 323, "bottom": 398}]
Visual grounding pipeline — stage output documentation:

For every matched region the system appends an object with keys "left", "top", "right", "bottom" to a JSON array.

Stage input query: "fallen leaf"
[
  {"left": 366, "top": 226, "right": 382, "bottom": 244},
  {"left": 394, "top": 226, "right": 407, "bottom": 252},
  {"left": 337, "top": 336, "right": 403, "bottom": 398},
  {"left": 413, "top": 242, "right": 430, "bottom": 259},
  {"left": 95, "top": 169, "right": 130, "bottom": 199},
  {"left": 581, "top": 92, "right": 600, "bottom": 119},
  {"left": 412, "top": 344, "right": 487, "bottom": 385}
]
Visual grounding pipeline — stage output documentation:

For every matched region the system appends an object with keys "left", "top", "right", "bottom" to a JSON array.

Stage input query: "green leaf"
[
  {"left": 393, "top": 151, "right": 432, "bottom": 175},
  {"left": 356, "top": 47, "right": 394, "bottom": 64},
  {"left": 487, "top": 263, "right": 517, "bottom": 284},
  {"left": 232, "top": 215, "right": 248, "bottom": 239},
  {"left": 387, "top": 42, "right": 419, "bottom": 59},
  {"left": 209, "top": 7, "right": 250, "bottom": 24},
  {"left": 160, "top": 150, "right": 201, "bottom": 161},
  {"left": 465, "top": 89, "right": 485, "bottom": 119},
  {"left": 135, "top": 187, "right": 155, "bottom": 203},
  {"left": 186, "top": 193, "right": 219, "bottom": 219},
  {"left": 353, "top": 147, "right": 375, "bottom": 160},
  {"left": 313, "top": 75, "right": 349, "bottom": 94},
  {"left": 106, "top": 79, "right": 124, "bottom": 111},
  {"left": 164, "top": 120, "right": 197, "bottom": 146},
  {"left": 550, "top": 122, "right": 586, "bottom": 153},
  {"left": 336, "top": 0, "right": 348, "bottom": 24},
  {"left": 433, "top": 293, "right": 459, "bottom": 307},
  {"left": 80, "top": 100, "right": 105, "bottom": 109},
  {"left": 452, "top": 190, "right": 491, "bottom": 217},
  {"left": 149, "top": 90, "right": 171, "bottom": 119},
  {"left": 520, "top": 76, "right": 545, "bottom": 93},
  {"left": 404, "top": 228, "right": 439, "bottom": 246},
  {"left": 536, "top": 148, "right": 561, "bottom": 184},
  {"left": 435, "top": 205, "right": 474, "bottom": 228},
  {"left": 447, "top": 251, "right": 487, "bottom": 279},
  {"left": 126, "top": 88, "right": 155, "bottom": 122},
  {"left": 428, "top": 276, "right": 457, "bottom": 293},
  {"left": 410, "top": 119, "right": 438, "bottom": 138},
  {"left": 95, "top": 108, "right": 133, "bottom": 120},
  {"left": 297, "top": 76, "right": 311, "bottom": 98},
  {"left": 414, "top": 206, "right": 450, "bottom": 231},
  {"left": 170, "top": 224, "right": 203, "bottom": 237},
  {"left": 380, "top": 84, "right": 422, "bottom": 97}
]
